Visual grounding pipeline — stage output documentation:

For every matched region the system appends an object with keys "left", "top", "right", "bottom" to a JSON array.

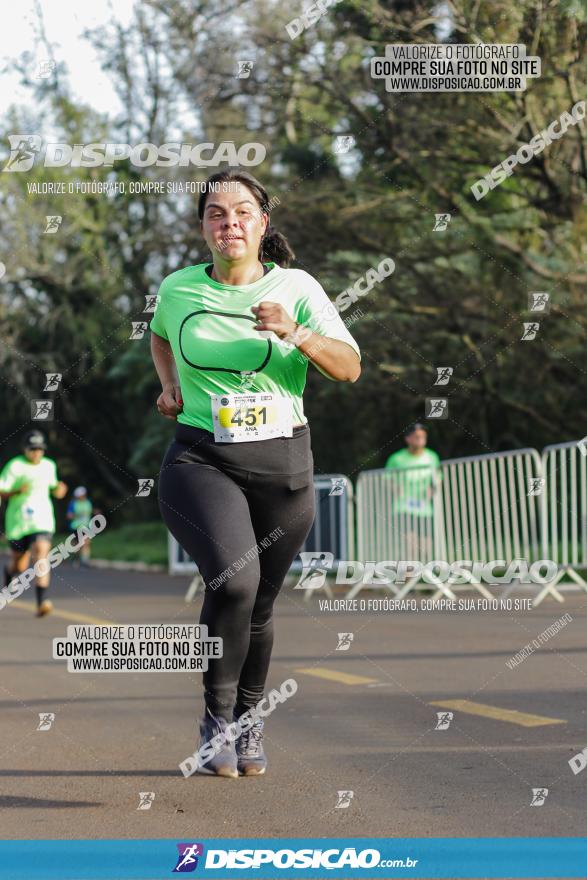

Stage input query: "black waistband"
[{"left": 175, "top": 421, "right": 309, "bottom": 444}]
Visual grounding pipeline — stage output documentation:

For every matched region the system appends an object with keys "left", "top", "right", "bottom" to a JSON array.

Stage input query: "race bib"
[{"left": 210, "top": 393, "right": 293, "bottom": 443}]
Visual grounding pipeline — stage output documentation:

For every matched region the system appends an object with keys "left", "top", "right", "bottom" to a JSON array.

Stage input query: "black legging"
[{"left": 158, "top": 423, "right": 315, "bottom": 721}]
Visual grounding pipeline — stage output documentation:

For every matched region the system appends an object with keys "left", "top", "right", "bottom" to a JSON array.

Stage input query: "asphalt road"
[{"left": 1, "top": 559, "right": 586, "bottom": 851}]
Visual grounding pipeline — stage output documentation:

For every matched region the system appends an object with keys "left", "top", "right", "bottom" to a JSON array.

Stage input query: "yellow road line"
[
  {"left": 294, "top": 667, "right": 378, "bottom": 686},
  {"left": 11, "top": 600, "right": 116, "bottom": 626},
  {"left": 430, "top": 699, "right": 566, "bottom": 728}
]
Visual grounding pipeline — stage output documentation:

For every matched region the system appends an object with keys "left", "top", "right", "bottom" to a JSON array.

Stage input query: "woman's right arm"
[{"left": 150, "top": 332, "right": 184, "bottom": 420}]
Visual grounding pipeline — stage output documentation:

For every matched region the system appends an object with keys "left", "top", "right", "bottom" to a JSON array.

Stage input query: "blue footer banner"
[{"left": 1, "top": 838, "right": 587, "bottom": 879}]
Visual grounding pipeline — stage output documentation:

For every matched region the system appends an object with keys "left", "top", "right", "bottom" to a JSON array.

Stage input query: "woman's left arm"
[
  {"left": 252, "top": 302, "right": 361, "bottom": 383},
  {"left": 293, "top": 328, "right": 361, "bottom": 382}
]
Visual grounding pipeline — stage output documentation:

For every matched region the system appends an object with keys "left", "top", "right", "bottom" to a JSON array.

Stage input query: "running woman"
[
  {"left": 151, "top": 169, "right": 361, "bottom": 778},
  {"left": 67, "top": 487, "right": 94, "bottom": 566},
  {"left": 0, "top": 430, "right": 68, "bottom": 616}
]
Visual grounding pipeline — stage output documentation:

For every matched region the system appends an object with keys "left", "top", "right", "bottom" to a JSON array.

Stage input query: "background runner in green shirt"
[
  {"left": 67, "top": 486, "right": 95, "bottom": 567},
  {"left": 385, "top": 424, "right": 441, "bottom": 517},
  {"left": 0, "top": 430, "right": 68, "bottom": 616},
  {"left": 385, "top": 423, "right": 440, "bottom": 562}
]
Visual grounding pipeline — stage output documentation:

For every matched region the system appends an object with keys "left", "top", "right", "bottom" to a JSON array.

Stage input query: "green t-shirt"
[
  {"left": 0, "top": 455, "right": 59, "bottom": 539},
  {"left": 384, "top": 447, "right": 440, "bottom": 517},
  {"left": 68, "top": 498, "right": 93, "bottom": 530},
  {"left": 149, "top": 263, "right": 361, "bottom": 432}
]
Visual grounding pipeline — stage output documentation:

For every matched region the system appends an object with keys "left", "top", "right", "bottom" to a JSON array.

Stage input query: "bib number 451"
[{"left": 230, "top": 406, "right": 268, "bottom": 427}]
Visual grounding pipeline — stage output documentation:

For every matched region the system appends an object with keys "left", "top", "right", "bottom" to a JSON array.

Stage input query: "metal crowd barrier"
[
  {"left": 350, "top": 464, "right": 450, "bottom": 600},
  {"left": 438, "top": 449, "right": 542, "bottom": 565},
  {"left": 436, "top": 448, "right": 543, "bottom": 602},
  {"left": 351, "top": 449, "right": 544, "bottom": 601},
  {"left": 168, "top": 440, "right": 587, "bottom": 606},
  {"left": 536, "top": 441, "right": 587, "bottom": 605}
]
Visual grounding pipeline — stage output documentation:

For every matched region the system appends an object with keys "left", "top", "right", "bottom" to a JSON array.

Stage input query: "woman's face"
[{"left": 200, "top": 182, "right": 268, "bottom": 262}]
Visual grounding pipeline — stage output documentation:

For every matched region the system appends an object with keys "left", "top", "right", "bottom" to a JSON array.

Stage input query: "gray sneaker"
[
  {"left": 234, "top": 713, "right": 267, "bottom": 776},
  {"left": 195, "top": 708, "right": 238, "bottom": 779}
]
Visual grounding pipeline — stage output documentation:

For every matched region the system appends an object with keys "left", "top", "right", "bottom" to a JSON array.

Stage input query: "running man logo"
[
  {"left": 336, "top": 632, "right": 354, "bottom": 651},
  {"left": 31, "top": 400, "right": 54, "bottom": 421},
  {"left": 43, "top": 373, "right": 62, "bottom": 392},
  {"left": 433, "top": 213, "right": 451, "bottom": 231},
  {"left": 137, "top": 792, "right": 155, "bottom": 810},
  {"left": 136, "top": 479, "right": 155, "bottom": 497},
  {"left": 521, "top": 322, "right": 539, "bottom": 341},
  {"left": 236, "top": 61, "right": 254, "bottom": 78},
  {"left": 530, "top": 787, "right": 548, "bottom": 806},
  {"left": 435, "top": 711, "right": 453, "bottom": 730},
  {"left": 434, "top": 367, "right": 453, "bottom": 386},
  {"left": 144, "top": 294, "right": 160, "bottom": 313},
  {"left": 329, "top": 477, "right": 347, "bottom": 496},
  {"left": 529, "top": 292, "right": 550, "bottom": 313},
  {"left": 130, "top": 321, "right": 149, "bottom": 340},
  {"left": 335, "top": 790, "right": 354, "bottom": 809},
  {"left": 37, "top": 712, "right": 55, "bottom": 731},
  {"left": 2, "top": 135, "right": 42, "bottom": 172},
  {"left": 44, "top": 215, "right": 62, "bottom": 234},
  {"left": 239, "top": 371, "right": 256, "bottom": 391},
  {"left": 173, "top": 843, "right": 204, "bottom": 873},
  {"left": 333, "top": 135, "right": 355, "bottom": 154},
  {"left": 425, "top": 398, "right": 448, "bottom": 419},
  {"left": 286, "top": 0, "right": 345, "bottom": 40},
  {"left": 293, "top": 552, "right": 334, "bottom": 590},
  {"left": 36, "top": 60, "right": 56, "bottom": 79},
  {"left": 569, "top": 747, "right": 587, "bottom": 775},
  {"left": 527, "top": 477, "right": 545, "bottom": 497}
]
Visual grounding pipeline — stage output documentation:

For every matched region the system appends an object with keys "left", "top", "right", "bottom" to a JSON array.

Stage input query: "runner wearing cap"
[
  {"left": 67, "top": 487, "right": 94, "bottom": 567},
  {"left": 0, "top": 430, "right": 68, "bottom": 616},
  {"left": 151, "top": 169, "right": 361, "bottom": 778}
]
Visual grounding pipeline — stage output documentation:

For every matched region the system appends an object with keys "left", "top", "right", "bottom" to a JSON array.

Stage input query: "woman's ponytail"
[{"left": 260, "top": 225, "right": 295, "bottom": 268}]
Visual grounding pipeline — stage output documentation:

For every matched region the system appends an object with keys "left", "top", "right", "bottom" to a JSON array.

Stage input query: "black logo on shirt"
[{"left": 178, "top": 310, "right": 272, "bottom": 374}]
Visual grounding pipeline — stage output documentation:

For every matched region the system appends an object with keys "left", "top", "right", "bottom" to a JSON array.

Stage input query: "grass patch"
[
  {"left": 0, "top": 522, "right": 168, "bottom": 567},
  {"left": 90, "top": 522, "right": 168, "bottom": 565}
]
